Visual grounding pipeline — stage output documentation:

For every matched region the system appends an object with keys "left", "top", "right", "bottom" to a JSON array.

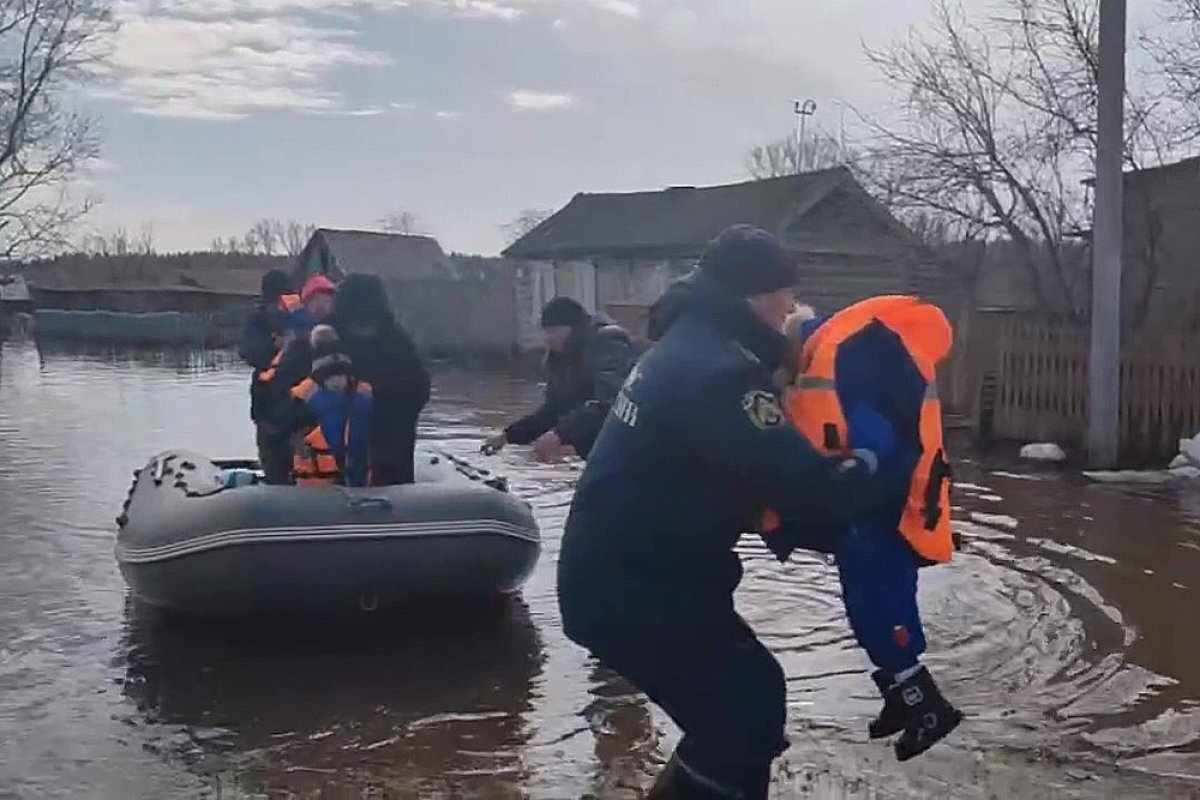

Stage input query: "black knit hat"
[
  {"left": 540, "top": 296, "right": 587, "bottom": 329},
  {"left": 310, "top": 324, "right": 353, "bottom": 383},
  {"left": 697, "top": 225, "right": 797, "bottom": 297},
  {"left": 260, "top": 268, "right": 291, "bottom": 299}
]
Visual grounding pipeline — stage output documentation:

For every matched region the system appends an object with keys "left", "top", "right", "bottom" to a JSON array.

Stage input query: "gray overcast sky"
[{"left": 79, "top": 0, "right": 993, "bottom": 255}]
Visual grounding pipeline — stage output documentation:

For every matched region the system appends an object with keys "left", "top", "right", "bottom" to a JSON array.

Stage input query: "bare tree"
[
  {"left": 283, "top": 220, "right": 315, "bottom": 256},
  {"left": 1149, "top": 0, "right": 1200, "bottom": 141},
  {"left": 134, "top": 220, "right": 154, "bottom": 255},
  {"left": 858, "top": 0, "right": 1188, "bottom": 321},
  {"left": 377, "top": 210, "right": 426, "bottom": 236},
  {"left": 213, "top": 235, "right": 245, "bottom": 253},
  {"left": 243, "top": 218, "right": 283, "bottom": 255},
  {"left": 1, "top": 0, "right": 111, "bottom": 259},
  {"left": 82, "top": 226, "right": 129, "bottom": 256},
  {"left": 209, "top": 220, "right": 312, "bottom": 255},
  {"left": 501, "top": 208, "right": 552, "bottom": 245},
  {"left": 745, "top": 129, "right": 850, "bottom": 179}
]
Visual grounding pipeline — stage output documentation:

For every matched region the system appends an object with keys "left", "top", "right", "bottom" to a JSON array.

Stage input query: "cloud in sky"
[
  {"left": 452, "top": 1, "right": 524, "bottom": 20},
  {"left": 99, "top": 11, "right": 391, "bottom": 119},
  {"left": 584, "top": 0, "right": 638, "bottom": 18},
  {"left": 304, "top": 106, "right": 388, "bottom": 116},
  {"left": 507, "top": 90, "right": 578, "bottom": 111},
  {"left": 98, "top": 0, "right": 640, "bottom": 120}
]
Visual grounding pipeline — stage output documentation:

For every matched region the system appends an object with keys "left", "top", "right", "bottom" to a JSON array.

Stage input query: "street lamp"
[{"left": 793, "top": 99, "right": 817, "bottom": 173}]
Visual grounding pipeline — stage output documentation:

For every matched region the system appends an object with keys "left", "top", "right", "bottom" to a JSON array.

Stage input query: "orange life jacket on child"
[
  {"left": 289, "top": 377, "right": 373, "bottom": 486},
  {"left": 765, "top": 295, "right": 956, "bottom": 563}
]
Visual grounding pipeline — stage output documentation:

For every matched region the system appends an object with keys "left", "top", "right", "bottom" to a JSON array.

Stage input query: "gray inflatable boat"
[{"left": 115, "top": 448, "right": 540, "bottom": 616}]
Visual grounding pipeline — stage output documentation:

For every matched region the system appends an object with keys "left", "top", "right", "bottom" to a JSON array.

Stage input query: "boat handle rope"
[{"left": 347, "top": 496, "right": 392, "bottom": 511}]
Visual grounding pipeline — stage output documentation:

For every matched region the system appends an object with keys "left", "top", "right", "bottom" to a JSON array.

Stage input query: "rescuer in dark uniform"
[{"left": 557, "top": 226, "right": 882, "bottom": 799}]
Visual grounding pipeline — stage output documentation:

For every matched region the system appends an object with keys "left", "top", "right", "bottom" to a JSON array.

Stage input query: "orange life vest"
[
  {"left": 289, "top": 378, "right": 373, "bottom": 486},
  {"left": 767, "top": 295, "right": 955, "bottom": 563},
  {"left": 292, "top": 426, "right": 341, "bottom": 485}
]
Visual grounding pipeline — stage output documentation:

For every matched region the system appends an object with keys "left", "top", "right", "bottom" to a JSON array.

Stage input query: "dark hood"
[
  {"left": 647, "top": 272, "right": 788, "bottom": 371},
  {"left": 332, "top": 274, "right": 395, "bottom": 329},
  {"left": 647, "top": 274, "right": 696, "bottom": 342}
]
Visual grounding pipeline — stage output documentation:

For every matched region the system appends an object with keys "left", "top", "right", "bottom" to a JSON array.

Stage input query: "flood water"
[{"left": 2, "top": 338, "right": 1200, "bottom": 799}]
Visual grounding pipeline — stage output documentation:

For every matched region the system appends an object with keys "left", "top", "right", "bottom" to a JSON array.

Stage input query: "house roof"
[
  {"left": 311, "top": 228, "right": 449, "bottom": 279},
  {"left": 1125, "top": 154, "right": 1200, "bottom": 185},
  {"left": 503, "top": 168, "right": 855, "bottom": 260},
  {"left": 1081, "top": 154, "right": 1200, "bottom": 190},
  {"left": 17, "top": 253, "right": 282, "bottom": 296}
]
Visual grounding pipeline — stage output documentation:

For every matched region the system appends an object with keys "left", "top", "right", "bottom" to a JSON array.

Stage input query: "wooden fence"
[{"left": 975, "top": 311, "right": 1200, "bottom": 463}]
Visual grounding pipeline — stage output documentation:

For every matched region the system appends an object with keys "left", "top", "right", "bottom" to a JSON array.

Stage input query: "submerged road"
[{"left": 0, "top": 339, "right": 1198, "bottom": 798}]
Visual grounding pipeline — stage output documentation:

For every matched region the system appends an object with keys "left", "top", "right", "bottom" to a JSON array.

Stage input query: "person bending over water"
[{"left": 483, "top": 297, "right": 635, "bottom": 462}]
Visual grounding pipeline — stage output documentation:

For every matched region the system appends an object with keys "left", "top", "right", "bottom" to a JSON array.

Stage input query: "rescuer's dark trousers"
[
  {"left": 581, "top": 606, "right": 788, "bottom": 799},
  {"left": 255, "top": 425, "right": 293, "bottom": 485}
]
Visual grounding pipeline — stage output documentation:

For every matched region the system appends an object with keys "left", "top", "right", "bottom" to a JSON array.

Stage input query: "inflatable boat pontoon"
[{"left": 115, "top": 448, "right": 540, "bottom": 616}]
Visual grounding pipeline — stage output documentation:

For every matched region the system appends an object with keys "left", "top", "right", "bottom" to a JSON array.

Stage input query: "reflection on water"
[
  {"left": 2, "top": 338, "right": 1200, "bottom": 797},
  {"left": 120, "top": 599, "right": 544, "bottom": 798}
]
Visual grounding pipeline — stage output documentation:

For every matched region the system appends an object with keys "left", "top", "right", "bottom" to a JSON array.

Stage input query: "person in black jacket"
[
  {"left": 482, "top": 297, "right": 635, "bottom": 462},
  {"left": 238, "top": 268, "right": 296, "bottom": 484},
  {"left": 557, "top": 226, "right": 882, "bottom": 799},
  {"left": 327, "top": 274, "right": 430, "bottom": 485}
]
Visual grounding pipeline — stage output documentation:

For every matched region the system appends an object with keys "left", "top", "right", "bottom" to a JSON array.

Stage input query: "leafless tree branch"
[
  {"left": 501, "top": 208, "right": 552, "bottom": 246},
  {"left": 0, "top": 0, "right": 112, "bottom": 258},
  {"left": 377, "top": 210, "right": 427, "bottom": 236},
  {"left": 745, "top": 127, "right": 852, "bottom": 179},
  {"left": 855, "top": 0, "right": 1197, "bottom": 324}
]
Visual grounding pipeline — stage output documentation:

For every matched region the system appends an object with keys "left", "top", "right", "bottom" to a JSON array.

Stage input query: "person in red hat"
[
  {"left": 298, "top": 274, "right": 336, "bottom": 323},
  {"left": 266, "top": 273, "right": 340, "bottom": 415}
]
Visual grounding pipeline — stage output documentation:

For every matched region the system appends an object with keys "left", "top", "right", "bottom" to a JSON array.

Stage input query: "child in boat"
[{"left": 277, "top": 324, "right": 373, "bottom": 486}]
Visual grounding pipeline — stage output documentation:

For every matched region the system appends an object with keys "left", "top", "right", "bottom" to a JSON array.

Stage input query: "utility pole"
[
  {"left": 1088, "top": 0, "right": 1126, "bottom": 468},
  {"left": 793, "top": 99, "right": 816, "bottom": 173}
]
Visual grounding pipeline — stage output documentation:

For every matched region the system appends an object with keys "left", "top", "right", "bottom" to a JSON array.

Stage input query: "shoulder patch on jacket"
[{"left": 742, "top": 390, "right": 783, "bottom": 429}]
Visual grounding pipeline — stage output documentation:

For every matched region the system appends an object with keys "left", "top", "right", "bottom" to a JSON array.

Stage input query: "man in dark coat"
[
  {"left": 328, "top": 274, "right": 430, "bottom": 485},
  {"left": 557, "top": 226, "right": 882, "bottom": 799},
  {"left": 482, "top": 297, "right": 635, "bottom": 462},
  {"left": 238, "top": 268, "right": 295, "bottom": 484}
]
